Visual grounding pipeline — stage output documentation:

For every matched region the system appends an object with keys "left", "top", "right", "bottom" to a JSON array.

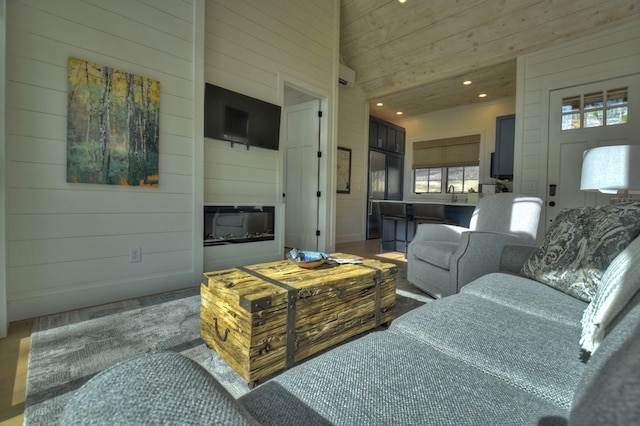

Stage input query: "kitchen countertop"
[{"left": 370, "top": 199, "right": 477, "bottom": 207}]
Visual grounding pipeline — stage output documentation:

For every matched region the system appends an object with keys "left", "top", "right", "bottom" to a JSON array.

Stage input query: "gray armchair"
[{"left": 407, "top": 193, "right": 543, "bottom": 298}]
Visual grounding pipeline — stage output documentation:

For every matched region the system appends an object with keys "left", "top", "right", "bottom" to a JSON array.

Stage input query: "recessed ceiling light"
[
  {"left": 463, "top": 80, "right": 472, "bottom": 85},
  {"left": 478, "top": 93, "right": 487, "bottom": 98},
  {"left": 376, "top": 102, "right": 383, "bottom": 106},
  {"left": 398, "top": 0, "right": 407, "bottom": 3},
  {"left": 396, "top": 111, "right": 403, "bottom": 115}
]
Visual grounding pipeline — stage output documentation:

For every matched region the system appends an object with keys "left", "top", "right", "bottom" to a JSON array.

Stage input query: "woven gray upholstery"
[
  {"left": 240, "top": 331, "right": 568, "bottom": 425},
  {"left": 389, "top": 292, "right": 584, "bottom": 408},
  {"left": 58, "top": 352, "right": 257, "bottom": 425},
  {"left": 460, "top": 273, "right": 587, "bottom": 326},
  {"left": 500, "top": 244, "right": 537, "bottom": 275},
  {"left": 569, "top": 291, "right": 640, "bottom": 425}
]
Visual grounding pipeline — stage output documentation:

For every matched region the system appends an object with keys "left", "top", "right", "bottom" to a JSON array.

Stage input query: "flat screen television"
[{"left": 204, "top": 83, "right": 281, "bottom": 150}]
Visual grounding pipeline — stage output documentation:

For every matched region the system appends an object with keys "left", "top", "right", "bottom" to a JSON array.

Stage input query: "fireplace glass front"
[{"left": 203, "top": 205, "right": 275, "bottom": 246}]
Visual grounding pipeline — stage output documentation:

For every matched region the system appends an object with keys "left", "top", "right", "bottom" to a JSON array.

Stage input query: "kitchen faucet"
[{"left": 448, "top": 185, "right": 457, "bottom": 203}]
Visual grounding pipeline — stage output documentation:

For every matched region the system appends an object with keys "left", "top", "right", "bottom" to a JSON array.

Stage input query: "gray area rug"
[{"left": 24, "top": 269, "right": 431, "bottom": 425}]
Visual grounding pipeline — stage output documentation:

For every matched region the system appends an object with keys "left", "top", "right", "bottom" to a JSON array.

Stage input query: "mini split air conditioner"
[{"left": 338, "top": 63, "right": 356, "bottom": 87}]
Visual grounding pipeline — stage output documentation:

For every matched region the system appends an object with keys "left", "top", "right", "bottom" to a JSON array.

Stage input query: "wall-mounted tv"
[{"left": 204, "top": 83, "right": 281, "bottom": 150}]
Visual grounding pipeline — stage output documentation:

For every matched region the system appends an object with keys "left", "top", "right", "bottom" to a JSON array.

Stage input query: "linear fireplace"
[{"left": 203, "top": 205, "right": 275, "bottom": 246}]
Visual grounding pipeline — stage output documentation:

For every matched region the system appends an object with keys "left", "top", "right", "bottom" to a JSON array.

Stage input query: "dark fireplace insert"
[{"left": 203, "top": 205, "right": 275, "bottom": 246}]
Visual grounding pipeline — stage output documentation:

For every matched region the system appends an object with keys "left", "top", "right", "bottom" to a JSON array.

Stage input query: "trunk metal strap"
[
  {"left": 356, "top": 264, "right": 382, "bottom": 327},
  {"left": 238, "top": 266, "right": 298, "bottom": 369}
]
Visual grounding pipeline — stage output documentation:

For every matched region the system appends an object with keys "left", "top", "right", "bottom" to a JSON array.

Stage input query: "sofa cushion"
[
  {"left": 410, "top": 240, "right": 458, "bottom": 269},
  {"left": 461, "top": 273, "right": 587, "bottom": 326},
  {"left": 570, "top": 291, "right": 640, "bottom": 425},
  {"left": 520, "top": 202, "right": 640, "bottom": 302},
  {"left": 240, "top": 331, "right": 569, "bottom": 425},
  {"left": 389, "top": 293, "right": 585, "bottom": 408},
  {"left": 580, "top": 235, "right": 640, "bottom": 354}
]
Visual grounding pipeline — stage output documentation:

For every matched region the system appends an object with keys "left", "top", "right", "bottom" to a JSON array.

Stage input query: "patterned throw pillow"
[
  {"left": 520, "top": 202, "right": 640, "bottom": 302},
  {"left": 580, "top": 235, "right": 640, "bottom": 354}
]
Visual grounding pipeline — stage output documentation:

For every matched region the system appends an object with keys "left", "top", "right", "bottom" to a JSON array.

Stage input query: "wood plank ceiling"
[{"left": 340, "top": 0, "right": 640, "bottom": 122}]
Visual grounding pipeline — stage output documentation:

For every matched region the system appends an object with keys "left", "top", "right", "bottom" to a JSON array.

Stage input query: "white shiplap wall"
[
  {"left": 5, "top": 0, "right": 199, "bottom": 321},
  {"left": 514, "top": 21, "right": 640, "bottom": 210},
  {"left": 335, "top": 84, "right": 368, "bottom": 244},
  {"left": 202, "top": 0, "right": 339, "bottom": 267}
]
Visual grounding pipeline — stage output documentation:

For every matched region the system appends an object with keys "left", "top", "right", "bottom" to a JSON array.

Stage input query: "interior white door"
[
  {"left": 283, "top": 99, "right": 320, "bottom": 250},
  {"left": 546, "top": 74, "right": 640, "bottom": 231}
]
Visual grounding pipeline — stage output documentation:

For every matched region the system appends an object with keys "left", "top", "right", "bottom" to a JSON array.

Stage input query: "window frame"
[
  {"left": 413, "top": 165, "right": 479, "bottom": 194},
  {"left": 561, "top": 87, "right": 628, "bottom": 130}
]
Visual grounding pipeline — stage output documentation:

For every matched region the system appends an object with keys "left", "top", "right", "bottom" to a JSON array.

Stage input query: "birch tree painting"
[{"left": 67, "top": 57, "right": 160, "bottom": 186}]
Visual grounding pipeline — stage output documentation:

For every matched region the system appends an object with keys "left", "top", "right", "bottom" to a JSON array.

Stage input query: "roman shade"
[{"left": 413, "top": 134, "right": 480, "bottom": 169}]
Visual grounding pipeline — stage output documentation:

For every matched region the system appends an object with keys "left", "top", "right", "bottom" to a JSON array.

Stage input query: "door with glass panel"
[{"left": 546, "top": 74, "right": 640, "bottom": 231}]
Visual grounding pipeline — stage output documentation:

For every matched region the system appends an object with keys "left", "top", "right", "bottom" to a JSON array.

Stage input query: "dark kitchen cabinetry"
[
  {"left": 367, "top": 116, "right": 406, "bottom": 239},
  {"left": 369, "top": 116, "right": 405, "bottom": 154},
  {"left": 491, "top": 114, "right": 515, "bottom": 180}
]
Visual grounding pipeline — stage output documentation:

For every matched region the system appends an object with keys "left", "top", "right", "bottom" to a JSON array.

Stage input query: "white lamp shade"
[{"left": 580, "top": 145, "right": 640, "bottom": 194}]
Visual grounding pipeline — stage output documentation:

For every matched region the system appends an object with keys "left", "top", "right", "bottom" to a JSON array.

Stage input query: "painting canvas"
[{"left": 66, "top": 57, "right": 160, "bottom": 186}]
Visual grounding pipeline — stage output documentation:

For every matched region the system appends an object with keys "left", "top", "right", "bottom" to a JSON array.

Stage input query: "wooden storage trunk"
[{"left": 200, "top": 253, "right": 397, "bottom": 386}]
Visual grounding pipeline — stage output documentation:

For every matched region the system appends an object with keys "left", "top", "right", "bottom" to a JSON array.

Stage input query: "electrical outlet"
[{"left": 129, "top": 247, "right": 142, "bottom": 263}]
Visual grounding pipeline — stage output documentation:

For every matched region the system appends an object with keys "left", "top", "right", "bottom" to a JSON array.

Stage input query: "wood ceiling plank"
[
  {"left": 355, "top": 1, "right": 639, "bottom": 97},
  {"left": 369, "top": 61, "right": 516, "bottom": 121},
  {"left": 340, "top": 0, "right": 640, "bottom": 118},
  {"left": 341, "top": 0, "right": 543, "bottom": 71},
  {"left": 340, "top": 0, "right": 489, "bottom": 62},
  {"left": 344, "top": 0, "right": 636, "bottom": 79}
]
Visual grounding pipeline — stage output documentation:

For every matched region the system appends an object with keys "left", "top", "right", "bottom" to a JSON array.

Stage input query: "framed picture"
[
  {"left": 66, "top": 57, "right": 160, "bottom": 187},
  {"left": 337, "top": 147, "right": 352, "bottom": 194}
]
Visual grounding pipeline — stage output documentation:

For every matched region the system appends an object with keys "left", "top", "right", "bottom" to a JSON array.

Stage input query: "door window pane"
[
  {"left": 584, "top": 92, "right": 604, "bottom": 110},
  {"left": 562, "top": 96, "right": 581, "bottom": 113},
  {"left": 606, "top": 88, "right": 628, "bottom": 126},
  {"left": 584, "top": 110, "right": 604, "bottom": 128},
  {"left": 606, "top": 106, "right": 628, "bottom": 126},
  {"left": 561, "top": 96, "right": 582, "bottom": 130},
  {"left": 561, "top": 88, "right": 628, "bottom": 130}
]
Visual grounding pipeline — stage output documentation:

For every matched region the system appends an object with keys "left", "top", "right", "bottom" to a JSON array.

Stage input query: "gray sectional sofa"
[{"left": 60, "top": 203, "right": 640, "bottom": 425}]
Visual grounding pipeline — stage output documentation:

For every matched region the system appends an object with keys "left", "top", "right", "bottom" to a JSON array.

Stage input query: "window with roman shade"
[{"left": 412, "top": 134, "right": 480, "bottom": 169}]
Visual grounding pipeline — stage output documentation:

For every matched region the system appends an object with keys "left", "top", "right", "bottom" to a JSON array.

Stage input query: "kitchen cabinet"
[
  {"left": 367, "top": 150, "right": 404, "bottom": 238},
  {"left": 395, "top": 129, "right": 405, "bottom": 154},
  {"left": 367, "top": 116, "right": 406, "bottom": 239},
  {"left": 369, "top": 116, "right": 405, "bottom": 154},
  {"left": 387, "top": 126, "right": 397, "bottom": 152}
]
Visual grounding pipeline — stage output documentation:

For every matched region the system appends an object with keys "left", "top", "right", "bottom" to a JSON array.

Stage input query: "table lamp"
[{"left": 580, "top": 145, "right": 640, "bottom": 200}]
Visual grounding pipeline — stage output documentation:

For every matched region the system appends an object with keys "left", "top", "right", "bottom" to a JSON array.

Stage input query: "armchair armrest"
[
  {"left": 452, "top": 231, "right": 535, "bottom": 291},
  {"left": 500, "top": 244, "right": 537, "bottom": 274},
  {"left": 411, "top": 223, "right": 467, "bottom": 244}
]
